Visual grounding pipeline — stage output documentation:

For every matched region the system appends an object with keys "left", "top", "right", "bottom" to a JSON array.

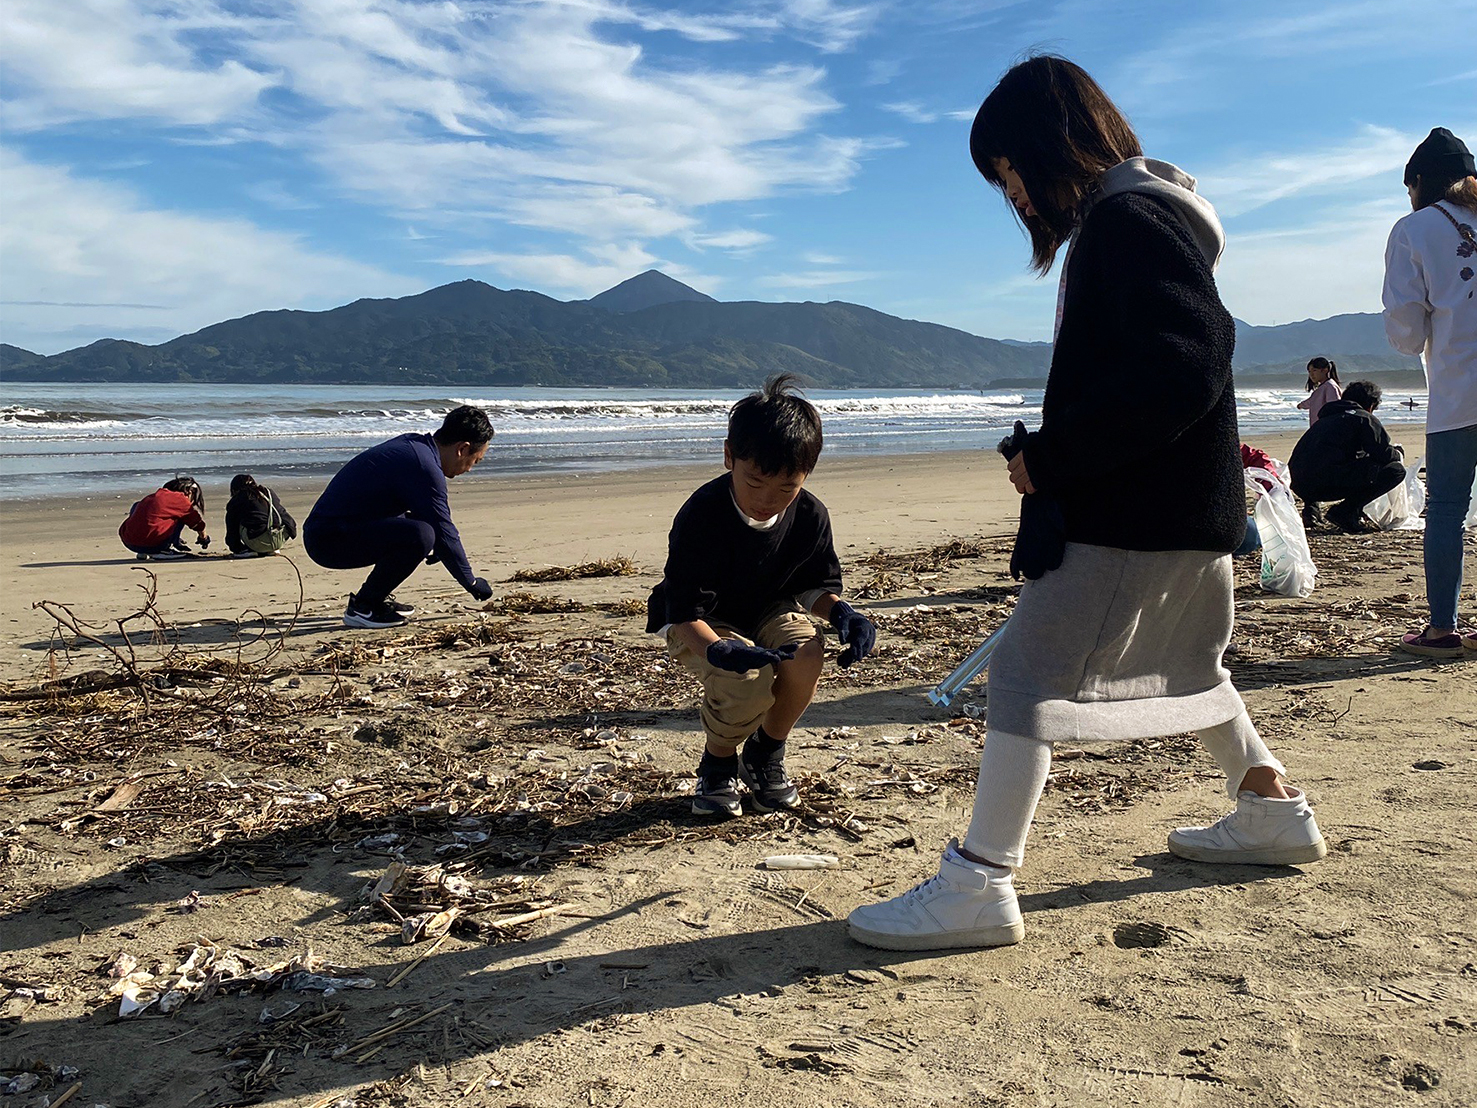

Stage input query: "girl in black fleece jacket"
[{"left": 848, "top": 55, "right": 1326, "bottom": 954}]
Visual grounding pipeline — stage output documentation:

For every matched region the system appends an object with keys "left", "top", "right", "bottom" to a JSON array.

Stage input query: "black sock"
[
  {"left": 698, "top": 750, "right": 738, "bottom": 777},
  {"left": 744, "top": 726, "right": 785, "bottom": 762}
]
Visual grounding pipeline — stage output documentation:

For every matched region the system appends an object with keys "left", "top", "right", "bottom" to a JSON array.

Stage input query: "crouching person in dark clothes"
[
  {"left": 225, "top": 474, "right": 297, "bottom": 557},
  {"left": 647, "top": 374, "right": 877, "bottom": 817},
  {"left": 1289, "top": 380, "right": 1406, "bottom": 534},
  {"left": 304, "top": 405, "right": 495, "bottom": 629}
]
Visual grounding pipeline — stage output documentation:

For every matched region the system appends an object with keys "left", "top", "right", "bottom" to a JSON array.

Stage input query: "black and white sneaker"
[
  {"left": 343, "top": 594, "right": 408, "bottom": 629},
  {"left": 692, "top": 755, "right": 743, "bottom": 817},
  {"left": 146, "top": 548, "right": 189, "bottom": 561},
  {"left": 739, "top": 739, "right": 800, "bottom": 813},
  {"left": 383, "top": 595, "right": 416, "bottom": 615}
]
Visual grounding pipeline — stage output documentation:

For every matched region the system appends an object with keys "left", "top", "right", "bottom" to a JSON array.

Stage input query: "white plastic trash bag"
[
  {"left": 1245, "top": 468, "right": 1317, "bottom": 597},
  {"left": 1366, "top": 460, "right": 1426, "bottom": 531}
]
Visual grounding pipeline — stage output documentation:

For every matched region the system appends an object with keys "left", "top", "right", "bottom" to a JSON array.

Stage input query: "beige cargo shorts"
[{"left": 666, "top": 601, "right": 819, "bottom": 752}]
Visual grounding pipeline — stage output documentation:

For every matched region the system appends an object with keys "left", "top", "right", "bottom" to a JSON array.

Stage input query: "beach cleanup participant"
[
  {"left": 1288, "top": 381, "right": 1406, "bottom": 536},
  {"left": 224, "top": 474, "right": 297, "bottom": 558},
  {"left": 304, "top": 405, "right": 495, "bottom": 629},
  {"left": 1297, "top": 356, "right": 1343, "bottom": 427},
  {"left": 848, "top": 55, "right": 1325, "bottom": 953},
  {"left": 1383, "top": 126, "right": 1477, "bottom": 659},
  {"left": 118, "top": 476, "right": 211, "bottom": 560},
  {"left": 646, "top": 374, "right": 876, "bottom": 817}
]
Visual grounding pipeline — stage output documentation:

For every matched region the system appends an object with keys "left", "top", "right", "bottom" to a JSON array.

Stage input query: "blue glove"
[
  {"left": 706, "top": 639, "right": 797, "bottom": 673},
  {"left": 468, "top": 577, "right": 493, "bottom": 601},
  {"left": 829, "top": 600, "right": 875, "bottom": 668}
]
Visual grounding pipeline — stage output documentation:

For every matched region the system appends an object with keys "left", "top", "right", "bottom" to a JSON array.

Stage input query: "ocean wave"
[{"left": 1, "top": 405, "right": 133, "bottom": 426}]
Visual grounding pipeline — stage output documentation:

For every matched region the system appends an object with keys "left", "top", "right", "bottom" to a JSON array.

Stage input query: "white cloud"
[
  {"left": 0, "top": 0, "right": 273, "bottom": 130},
  {"left": 688, "top": 229, "right": 774, "bottom": 250},
  {"left": 759, "top": 268, "right": 881, "bottom": 289},
  {"left": 773, "top": 0, "right": 883, "bottom": 52},
  {"left": 0, "top": 148, "right": 416, "bottom": 354},
  {"left": 881, "top": 101, "right": 937, "bottom": 124},
  {"left": 1216, "top": 199, "right": 1409, "bottom": 325},
  {"left": 1, "top": 1, "right": 878, "bottom": 254},
  {"left": 1196, "top": 125, "right": 1419, "bottom": 217}
]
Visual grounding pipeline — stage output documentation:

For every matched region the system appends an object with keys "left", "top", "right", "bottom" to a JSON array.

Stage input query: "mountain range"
[{"left": 1, "top": 270, "right": 1420, "bottom": 388}]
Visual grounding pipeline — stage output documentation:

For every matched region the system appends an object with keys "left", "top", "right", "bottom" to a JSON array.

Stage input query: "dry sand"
[{"left": 2, "top": 429, "right": 1474, "bottom": 1108}]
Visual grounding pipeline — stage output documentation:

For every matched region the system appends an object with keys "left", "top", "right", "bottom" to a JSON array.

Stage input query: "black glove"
[
  {"left": 706, "top": 639, "right": 797, "bottom": 673},
  {"left": 829, "top": 600, "right": 875, "bottom": 668},
  {"left": 998, "top": 420, "right": 1066, "bottom": 582},
  {"left": 426, "top": 551, "right": 441, "bottom": 565},
  {"left": 468, "top": 577, "right": 493, "bottom": 602}
]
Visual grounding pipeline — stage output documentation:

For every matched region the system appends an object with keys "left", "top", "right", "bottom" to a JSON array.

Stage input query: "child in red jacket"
[{"left": 119, "top": 477, "right": 211, "bottom": 560}]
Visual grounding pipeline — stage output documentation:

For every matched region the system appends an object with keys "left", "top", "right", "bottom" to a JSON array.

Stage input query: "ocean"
[{"left": 0, "top": 382, "right": 1430, "bottom": 501}]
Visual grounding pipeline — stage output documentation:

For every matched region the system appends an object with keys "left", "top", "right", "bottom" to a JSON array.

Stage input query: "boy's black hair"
[
  {"left": 727, "top": 373, "right": 823, "bottom": 475},
  {"left": 230, "top": 473, "right": 257, "bottom": 497},
  {"left": 1343, "top": 380, "right": 1382, "bottom": 411},
  {"left": 164, "top": 475, "right": 204, "bottom": 511},
  {"left": 433, "top": 405, "right": 494, "bottom": 447}
]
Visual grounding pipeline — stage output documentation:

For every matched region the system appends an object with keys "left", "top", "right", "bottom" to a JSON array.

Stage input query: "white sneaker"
[
  {"left": 1168, "top": 788, "right": 1327, "bottom": 865},
  {"left": 847, "top": 839, "right": 1024, "bottom": 951}
]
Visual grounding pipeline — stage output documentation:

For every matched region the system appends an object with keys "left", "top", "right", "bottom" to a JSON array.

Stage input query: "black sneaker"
[
  {"left": 147, "top": 548, "right": 189, "bottom": 561},
  {"left": 739, "top": 740, "right": 800, "bottom": 813},
  {"left": 343, "top": 594, "right": 408, "bottom": 629},
  {"left": 692, "top": 755, "right": 742, "bottom": 818},
  {"left": 384, "top": 595, "right": 417, "bottom": 615}
]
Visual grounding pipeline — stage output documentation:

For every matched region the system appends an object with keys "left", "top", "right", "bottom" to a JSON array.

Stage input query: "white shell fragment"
[{"left": 761, "top": 854, "right": 840, "bottom": 870}]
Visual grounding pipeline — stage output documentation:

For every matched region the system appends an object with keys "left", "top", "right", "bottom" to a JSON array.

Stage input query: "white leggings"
[{"left": 961, "top": 710, "right": 1286, "bottom": 868}]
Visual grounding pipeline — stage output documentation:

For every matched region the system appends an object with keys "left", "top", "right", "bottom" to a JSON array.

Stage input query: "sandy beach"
[{"left": 2, "top": 428, "right": 1474, "bottom": 1107}]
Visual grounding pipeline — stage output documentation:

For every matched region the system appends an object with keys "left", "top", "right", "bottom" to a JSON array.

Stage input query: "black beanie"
[{"left": 1404, "top": 127, "right": 1476, "bottom": 188}]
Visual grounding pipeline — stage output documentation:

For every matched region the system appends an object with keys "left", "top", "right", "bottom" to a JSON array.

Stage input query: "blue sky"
[{"left": 2, "top": 0, "right": 1474, "bottom": 355}]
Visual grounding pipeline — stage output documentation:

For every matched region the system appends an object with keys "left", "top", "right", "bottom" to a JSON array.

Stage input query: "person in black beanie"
[{"left": 1384, "top": 127, "right": 1477, "bottom": 658}]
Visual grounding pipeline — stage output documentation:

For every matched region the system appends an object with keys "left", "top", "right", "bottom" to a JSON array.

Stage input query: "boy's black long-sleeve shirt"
[
  {"left": 224, "top": 487, "right": 298, "bottom": 554},
  {"left": 646, "top": 474, "right": 843, "bottom": 635}
]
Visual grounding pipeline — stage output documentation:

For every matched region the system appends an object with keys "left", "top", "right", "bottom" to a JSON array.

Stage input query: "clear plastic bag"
[
  {"left": 1245, "top": 467, "right": 1317, "bottom": 597},
  {"left": 1366, "top": 458, "right": 1426, "bottom": 531}
]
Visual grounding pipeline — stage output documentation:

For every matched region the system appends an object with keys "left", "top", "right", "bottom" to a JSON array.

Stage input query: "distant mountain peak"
[{"left": 587, "top": 270, "right": 716, "bottom": 313}]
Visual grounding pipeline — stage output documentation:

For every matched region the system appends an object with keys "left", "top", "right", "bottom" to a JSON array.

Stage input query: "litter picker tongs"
[{"left": 927, "top": 621, "right": 1007, "bottom": 707}]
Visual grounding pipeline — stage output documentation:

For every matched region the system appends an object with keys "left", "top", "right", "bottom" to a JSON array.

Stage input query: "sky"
[{"left": 2, "top": 0, "right": 1475, "bottom": 356}]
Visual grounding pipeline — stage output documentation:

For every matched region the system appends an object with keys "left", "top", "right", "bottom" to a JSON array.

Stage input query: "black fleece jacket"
[
  {"left": 1019, "top": 192, "right": 1244, "bottom": 553},
  {"left": 1287, "top": 399, "right": 1401, "bottom": 490}
]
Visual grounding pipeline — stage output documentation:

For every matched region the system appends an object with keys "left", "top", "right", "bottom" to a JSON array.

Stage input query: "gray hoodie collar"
[{"left": 1084, "top": 157, "right": 1225, "bottom": 270}]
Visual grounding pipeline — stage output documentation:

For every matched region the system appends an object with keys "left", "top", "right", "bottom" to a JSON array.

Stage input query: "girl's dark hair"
[
  {"left": 969, "top": 54, "right": 1143, "bottom": 274},
  {"left": 164, "top": 476, "right": 204, "bottom": 511},
  {"left": 1305, "top": 356, "right": 1341, "bottom": 391},
  {"left": 727, "top": 373, "right": 823, "bottom": 476},
  {"left": 1413, "top": 175, "right": 1477, "bottom": 211},
  {"left": 230, "top": 473, "right": 258, "bottom": 497}
]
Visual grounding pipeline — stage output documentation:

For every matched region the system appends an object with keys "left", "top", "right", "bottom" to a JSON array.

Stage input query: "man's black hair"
[
  {"left": 1343, "top": 380, "right": 1382, "bottom": 411},
  {"left": 727, "top": 373, "right": 823, "bottom": 475},
  {"left": 433, "top": 405, "right": 494, "bottom": 447}
]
